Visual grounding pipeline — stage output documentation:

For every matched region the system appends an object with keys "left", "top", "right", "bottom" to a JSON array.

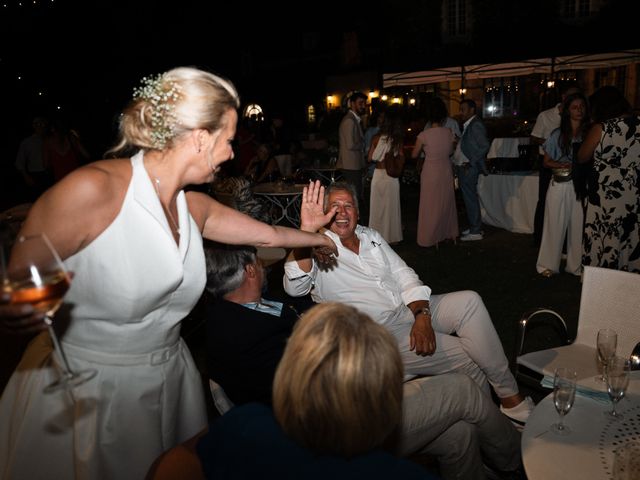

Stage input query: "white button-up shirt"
[
  {"left": 283, "top": 225, "right": 431, "bottom": 328},
  {"left": 452, "top": 115, "right": 475, "bottom": 166}
]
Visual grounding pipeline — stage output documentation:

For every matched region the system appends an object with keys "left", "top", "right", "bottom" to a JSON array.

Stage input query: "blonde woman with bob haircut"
[
  {"left": 162, "top": 302, "right": 436, "bottom": 479},
  {"left": 273, "top": 302, "right": 404, "bottom": 457},
  {"left": 0, "top": 66, "right": 337, "bottom": 480}
]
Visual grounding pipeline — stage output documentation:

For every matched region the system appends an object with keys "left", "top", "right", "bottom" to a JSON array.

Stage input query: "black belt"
[{"left": 553, "top": 174, "right": 572, "bottom": 183}]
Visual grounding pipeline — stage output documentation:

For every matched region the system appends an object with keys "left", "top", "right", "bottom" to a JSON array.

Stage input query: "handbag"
[{"left": 384, "top": 150, "right": 405, "bottom": 178}]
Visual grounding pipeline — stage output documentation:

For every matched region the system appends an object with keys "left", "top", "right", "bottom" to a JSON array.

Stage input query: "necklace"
[{"left": 153, "top": 177, "right": 180, "bottom": 235}]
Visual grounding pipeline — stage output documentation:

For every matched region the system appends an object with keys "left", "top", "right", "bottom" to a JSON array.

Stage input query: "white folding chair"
[
  {"left": 515, "top": 266, "right": 640, "bottom": 387},
  {"left": 208, "top": 379, "right": 234, "bottom": 415}
]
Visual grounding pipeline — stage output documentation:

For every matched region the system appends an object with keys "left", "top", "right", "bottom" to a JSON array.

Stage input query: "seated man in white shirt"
[
  {"left": 204, "top": 241, "right": 522, "bottom": 480},
  {"left": 284, "top": 181, "right": 533, "bottom": 428}
]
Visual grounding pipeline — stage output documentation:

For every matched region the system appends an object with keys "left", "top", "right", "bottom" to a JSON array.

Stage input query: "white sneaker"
[
  {"left": 460, "top": 233, "right": 483, "bottom": 241},
  {"left": 461, "top": 229, "right": 484, "bottom": 236},
  {"left": 500, "top": 396, "right": 534, "bottom": 431}
]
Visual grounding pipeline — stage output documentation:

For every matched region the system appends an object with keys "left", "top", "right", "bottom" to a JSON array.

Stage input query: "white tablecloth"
[
  {"left": 478, "top": 172, "right": 538, "bottom": 234},
  {"left": 487, "top": 137, "right": 530, "bottom": 159},
  {"left": 522, "top": 374, "right": 640, "bottom": 480}
]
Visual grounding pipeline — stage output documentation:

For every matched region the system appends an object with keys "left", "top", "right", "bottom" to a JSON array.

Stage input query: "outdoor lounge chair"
[{"left": 514, "top": 266, "right": 640, "bottom": 391}]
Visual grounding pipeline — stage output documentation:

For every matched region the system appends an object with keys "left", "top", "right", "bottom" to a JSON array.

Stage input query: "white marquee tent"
[{"left": 383, "top": 49, "right": 640, "bottom": 87}]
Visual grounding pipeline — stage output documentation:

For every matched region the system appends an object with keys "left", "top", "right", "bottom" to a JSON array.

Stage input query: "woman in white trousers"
[{"left": 536, "top": 92, "right": 589, "bottom": 277}]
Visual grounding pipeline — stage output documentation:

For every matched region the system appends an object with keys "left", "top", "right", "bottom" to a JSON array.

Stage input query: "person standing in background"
[
  {"left": 423, "top": 97, "right": 461, "bottom": 140},
  {"left": 337, "top": 91, "right": 367, "bottom": 202},
  {"left": 577, "top": 86, "right": 640, "bottom": 273},
  {"left": 536, "top": 92, "right": 589, "bottom": 277},
  {"left": 412, "top": 98, "right": 459, "bottom": 248},
  {"left": 364, "top": 109, "right": 386, "bottom": 183},
  {"left": 44, "top": 115, "right": 90, "bottom": 182},
  {"left": 367, "top": 113, "right": 404, "bottom": 244},
  {"left": 14, "top": 116, "right": 51, "bottom": 199},
  {"left": 530, "top": 83, "right": 580, "bottom": 246},
  {"left": 455, "top": 100, "right": 490, "bottom": 241}
]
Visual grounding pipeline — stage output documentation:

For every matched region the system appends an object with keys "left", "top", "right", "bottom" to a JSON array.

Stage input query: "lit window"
[
  {"left": 307, "top": 105, "right": 316, "bottom": 124},
  {"left": 578, "top": 0, "right": 590, "bottom": 17},
  {"left": 243, "top": 103, "right": 263, "bottom": 119},
  {"left": 447, "top": 0, "right": 466, "bottom": 36}
]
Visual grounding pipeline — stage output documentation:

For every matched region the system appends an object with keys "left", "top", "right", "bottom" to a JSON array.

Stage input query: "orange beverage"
[{"left": 5, "top": 271, "right": 70, "bottom": 316}]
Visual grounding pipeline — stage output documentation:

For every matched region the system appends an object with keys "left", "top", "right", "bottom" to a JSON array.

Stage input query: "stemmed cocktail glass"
[
  {"left": 551, "top": 367, "right": 577, "bottom": 436},
  {"left": 605, "top": 356, "right": 630, "bottom": 420},
  {"left": 596, "top": 328, "right": 617, "bottom": 382},
  {"left": 2, "top": 234, "right": 96, "bottom": 393}
]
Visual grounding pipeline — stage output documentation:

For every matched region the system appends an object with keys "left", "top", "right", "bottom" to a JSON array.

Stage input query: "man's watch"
[{"left": 415, "top": 306, "right": 431, "bottom": 317}]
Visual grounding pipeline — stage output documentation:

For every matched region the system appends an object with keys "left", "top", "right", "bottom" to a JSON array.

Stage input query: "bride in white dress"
[{"left": 0, "top": 67, "right": 337, "bottom": 480}]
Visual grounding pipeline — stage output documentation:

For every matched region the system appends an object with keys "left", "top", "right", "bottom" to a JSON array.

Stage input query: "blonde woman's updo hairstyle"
[
  {"left": 272, "top": 302, "right": 404, "bottom": 458},
  {"left": 108, "top": 67, "right": 240, "bottom": 155}
]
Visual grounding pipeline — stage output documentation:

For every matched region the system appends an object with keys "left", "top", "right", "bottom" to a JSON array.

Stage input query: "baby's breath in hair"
[{"left": 133, "top": 74, "right": 181, "bottom": 149}]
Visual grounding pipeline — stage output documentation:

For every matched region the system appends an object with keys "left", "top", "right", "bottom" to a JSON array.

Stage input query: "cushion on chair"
[
  {"left": 572, "top": 266, "right": 640, "bottom": 358},
  {"left": 516, "top": 266, "right": 640, "bottom": 387},
  {"left": 517, "top": 343, "right": 598, "bottom": 382}
]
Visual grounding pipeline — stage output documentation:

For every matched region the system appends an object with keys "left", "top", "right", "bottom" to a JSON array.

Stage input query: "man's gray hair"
[
  {"left": 323, "top": 181, "right": 359, "bottom": 213},
  {"left": 204, "top": 245, "right": 257, "bottom": 298}
]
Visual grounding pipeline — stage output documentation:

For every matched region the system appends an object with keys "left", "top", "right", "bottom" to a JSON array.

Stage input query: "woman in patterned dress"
[{"left": 577, "top": 86, "right": 640, "bottom": 273}]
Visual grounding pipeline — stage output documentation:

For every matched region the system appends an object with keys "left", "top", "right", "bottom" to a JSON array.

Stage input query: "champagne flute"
[
  {"left": 550, "top": 367, "right": 577, "bottom": 436},
  {"left": 2, "top": 234, "right": 96, "bottom": 393},
  {"left": 605, "top": 356, "right": 630, "bottom": 420},
  {"left": 596, "top": 328, "right": 617, "bottom": 382}
]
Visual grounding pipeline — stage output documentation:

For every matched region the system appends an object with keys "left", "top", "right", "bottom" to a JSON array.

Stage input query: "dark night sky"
[
  {"left": 1, "top": 0, "right": 374, "bottom": 150},
  {"left": 1, "top": 0, "right": 639, "bottom": 154}
]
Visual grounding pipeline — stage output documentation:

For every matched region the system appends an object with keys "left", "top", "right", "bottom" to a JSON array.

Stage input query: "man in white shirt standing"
[
  {"left": 530, "top": 83, "right": 580, "bottom": 246},
  {"left": 284, "top": 181, "right": 534, "bottom": 428}
]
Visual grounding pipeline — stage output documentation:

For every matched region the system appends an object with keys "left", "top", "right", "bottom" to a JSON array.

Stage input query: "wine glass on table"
[
  {"left": 2, "top": 234, "right": 96, "bottom": 393},
  {"left": 605, "top": 356, "right": 631, "bottom": 420},
  {"left": 596, "top": 328, "right": 617, "bottom": 382},
  {"left": 550, "top": 367, "right": 577, "bottom": 436}
]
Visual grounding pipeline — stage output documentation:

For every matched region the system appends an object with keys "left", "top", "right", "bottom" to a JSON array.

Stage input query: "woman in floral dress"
[{"left": 577, "top": 86, "right": 640, "bottom": 273}]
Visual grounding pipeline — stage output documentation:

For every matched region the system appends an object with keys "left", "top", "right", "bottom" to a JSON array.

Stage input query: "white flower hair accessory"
[{"left": 133, "top": 74, "right": 181, "bottom": 149}]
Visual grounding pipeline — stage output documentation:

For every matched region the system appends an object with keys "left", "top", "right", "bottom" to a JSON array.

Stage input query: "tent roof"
[{"left": 383, "top": 49, "right": 640, "bottom": 87}]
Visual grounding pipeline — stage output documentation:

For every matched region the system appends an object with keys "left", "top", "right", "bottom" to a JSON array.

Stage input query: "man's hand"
[
  {"left": 409, "top": 313, "right": 437, "bottom": 356},
  {"left": 300, "top": 180, "right": 337, "bottom": 232}
]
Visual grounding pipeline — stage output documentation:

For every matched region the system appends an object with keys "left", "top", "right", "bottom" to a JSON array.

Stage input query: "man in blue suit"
[{"left": 454, "top": 99, "right": 490, "bottom": 241}]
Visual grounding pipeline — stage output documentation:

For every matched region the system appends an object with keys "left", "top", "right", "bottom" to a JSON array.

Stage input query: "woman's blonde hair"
[
  {"left": 272, "top": 302, "right": 403, "bottom": 457},
  {"left": 107, "top": 66, "right": 240, "bottom": 155}
]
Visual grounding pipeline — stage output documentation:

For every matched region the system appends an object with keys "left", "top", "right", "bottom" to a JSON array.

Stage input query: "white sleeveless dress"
[
  {"left": 0, "top": 151, "right": 208, "bottom": 480},
  {"left": 369, "top": 135, "right": 403, "bottom": 243}
]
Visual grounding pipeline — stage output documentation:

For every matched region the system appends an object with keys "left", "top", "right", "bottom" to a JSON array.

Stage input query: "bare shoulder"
[
  {"left": 49, "top": 159, "right": 131, "bottom": 209},
  {"left": 20, "top": 158, "right": 133, "bottom": 256}
]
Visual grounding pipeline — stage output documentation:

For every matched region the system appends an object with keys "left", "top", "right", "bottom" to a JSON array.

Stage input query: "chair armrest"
[
  {"left": 630, "top": 341, "right": 640, "bottom": 371},
  {"left": 515, "top": 308, "right": 570, "bottom": 361}
]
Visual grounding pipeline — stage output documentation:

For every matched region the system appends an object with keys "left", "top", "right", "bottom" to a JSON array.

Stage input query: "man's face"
[
  {"left": 327, "top": 189, "right": 359, "bottom": 241},
  {"left": 460, "top": 103, "right": 474, "bottom": 122},
  {"left": 351, "top": 97, "right": 367, "bottom": 116}
]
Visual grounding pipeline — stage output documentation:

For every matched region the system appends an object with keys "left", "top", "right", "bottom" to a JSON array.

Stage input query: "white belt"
[{"left": 61, "top": 339, "right": 182, "bottom": 366}]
